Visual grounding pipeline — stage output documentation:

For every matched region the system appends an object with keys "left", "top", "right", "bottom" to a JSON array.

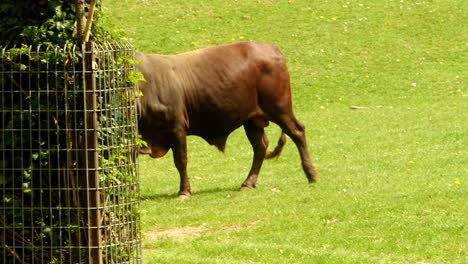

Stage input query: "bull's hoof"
[
  {"left": 240, "top": 185, "right": 255, "bottom": 191},
  {"left": 240, "top": 186, "right": 251, "bottom": 191},
  {"left": 176, "top": 194, "right": 191, "bottom": 200}
]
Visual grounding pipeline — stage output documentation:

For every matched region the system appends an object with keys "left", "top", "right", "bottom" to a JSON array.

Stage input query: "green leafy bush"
[
  {"left": 1, "top": 1, "right": 141, "bottom": 263},
  {"left": 0, "top": 0, "right": 110, "bottom": 47}
]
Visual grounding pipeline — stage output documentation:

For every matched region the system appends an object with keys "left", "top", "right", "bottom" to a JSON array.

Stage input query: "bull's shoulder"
[
  {"left": 133, "top": 52, "right": 145, "bottom": 60},
  {"left": 134, "top": 52, "right": 151, "bottom": 70},
  {"left": 134, "top": 53, "right": 176, "bottom": 76},
  {"left": 134, "top": 52, "right": 165, "bottom": 65},
  {"left": 228, "top": 41, "right": 282, "bottom": 53}
]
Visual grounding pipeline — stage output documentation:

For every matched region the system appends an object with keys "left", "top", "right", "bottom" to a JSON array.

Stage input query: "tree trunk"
[
  {"left": 84, "top": 0, "right": 97, "bottom": 42},
  {"left": 75, "top": 0, "right": 86, "bottom": 45}
]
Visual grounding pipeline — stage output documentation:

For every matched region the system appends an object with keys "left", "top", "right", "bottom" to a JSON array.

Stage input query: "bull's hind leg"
[
  {"left": 276, "top": 114, "right": 318, "bottom": 182},
  {"left": 241, "top": 119, "right": 269, "bottom": 190}
]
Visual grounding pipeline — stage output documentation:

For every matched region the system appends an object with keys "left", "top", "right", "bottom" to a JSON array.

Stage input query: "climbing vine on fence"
[
  {"left": 0, "top": 0, "right": 108, "bottom": 47},
  {"left": 1, "top": 1, "right": 141, "bottom": 263},
  {"left": 1, "top": 41, "right": 141, "bottom": 264}
]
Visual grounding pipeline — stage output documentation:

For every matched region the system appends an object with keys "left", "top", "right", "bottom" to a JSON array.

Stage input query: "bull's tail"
[{"left": 265, "top": 132, "right": 287, "bottom": 159}]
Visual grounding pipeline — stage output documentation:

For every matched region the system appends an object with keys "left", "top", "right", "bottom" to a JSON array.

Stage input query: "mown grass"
[{"left": 103, "top": 0, "right": 466, "bottom": 263}]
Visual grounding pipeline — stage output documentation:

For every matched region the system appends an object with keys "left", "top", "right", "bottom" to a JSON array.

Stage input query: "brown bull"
[{"left": 135, "top": 41, "right": 317, "bottom": 199}]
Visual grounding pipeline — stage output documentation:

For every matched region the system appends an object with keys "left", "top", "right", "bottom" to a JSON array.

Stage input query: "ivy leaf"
[{"left": 0, "top": 174, "right": 6, "bottom": 185}]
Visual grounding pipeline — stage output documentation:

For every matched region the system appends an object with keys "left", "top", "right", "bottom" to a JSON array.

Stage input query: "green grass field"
[{"left": 103, "top": 1, "right": 466, "bottom": 263}]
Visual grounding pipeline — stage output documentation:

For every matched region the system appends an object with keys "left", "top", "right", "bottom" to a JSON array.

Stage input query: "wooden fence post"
[{"left": 83, "top": 41, "right": 102, "bottom": 264}]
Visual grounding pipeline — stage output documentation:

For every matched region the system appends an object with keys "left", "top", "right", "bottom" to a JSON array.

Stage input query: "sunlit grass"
[{"left": 103, "top": 0, "right": 466, "bottom": 263}]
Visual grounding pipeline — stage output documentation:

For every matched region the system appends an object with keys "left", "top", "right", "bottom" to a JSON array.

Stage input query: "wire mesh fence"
[{"left": 0, "top": 41, "right": 141, "bottom": 263}]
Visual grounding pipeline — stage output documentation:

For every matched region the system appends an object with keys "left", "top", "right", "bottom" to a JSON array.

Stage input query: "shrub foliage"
[
  {"left": 0, "top": 0, "right": 108, "bottom": 47},
  {"left": 1, "top": 1, "right": 140, "bottom": 263}
]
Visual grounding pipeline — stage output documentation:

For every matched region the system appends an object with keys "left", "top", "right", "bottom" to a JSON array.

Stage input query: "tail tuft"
[{"left": 265, "top": 132, "right": 287, "bottom": 159}]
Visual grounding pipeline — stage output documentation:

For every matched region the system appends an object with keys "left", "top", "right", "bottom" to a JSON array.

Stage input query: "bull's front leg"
[{"left": 171, "top": 132, "right": 191, "bottom": 199}]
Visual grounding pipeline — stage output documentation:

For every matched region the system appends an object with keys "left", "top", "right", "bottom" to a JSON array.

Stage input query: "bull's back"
[
  {"left": 176, "top": 42, "right": 283, "bottom": 136},
  {"left": 136, "top": 42, "right": 291, "bottom": 138}
]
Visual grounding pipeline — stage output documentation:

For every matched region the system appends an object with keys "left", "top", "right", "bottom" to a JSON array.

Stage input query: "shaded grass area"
[{"left": 103, "top": 0, "right": 466, "bottom": 263}]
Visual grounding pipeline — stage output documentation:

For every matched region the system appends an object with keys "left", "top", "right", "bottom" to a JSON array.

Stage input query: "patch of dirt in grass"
[
  {"left": 146, "top": 225, "right": 209, "bottom": 241},
  {"left": 145, "top": 221, "right": 261, "bottom": 242}
]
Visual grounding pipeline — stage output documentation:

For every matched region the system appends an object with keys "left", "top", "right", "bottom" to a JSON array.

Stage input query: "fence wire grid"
[{"left": 1, "top": 41, "right": 141, "bottom": 263}]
